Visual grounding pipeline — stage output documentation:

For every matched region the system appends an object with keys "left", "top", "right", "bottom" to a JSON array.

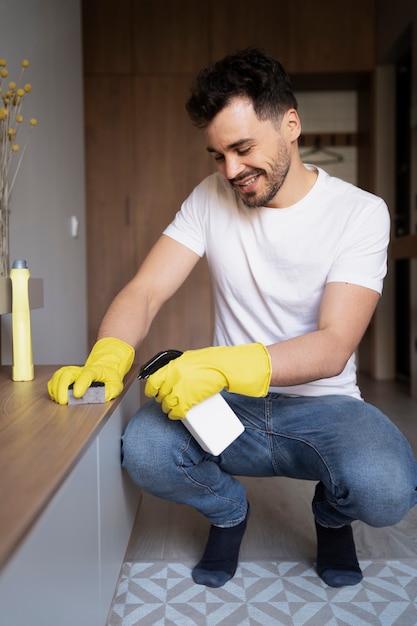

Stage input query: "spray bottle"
[
  {"left": 10, "top": 259, "right": 34, "bottom": 381},
  {"left": 138, "top": 350, "right": 244, "bottom": 455}
]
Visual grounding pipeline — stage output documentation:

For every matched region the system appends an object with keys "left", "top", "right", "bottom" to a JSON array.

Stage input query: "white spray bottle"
[{"left": 138, "top": 350, "right": 244, "bottom": 455}]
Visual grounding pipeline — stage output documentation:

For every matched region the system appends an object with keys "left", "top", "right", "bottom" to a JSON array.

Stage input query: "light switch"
[{"left": 71, "top": 215, "right": 79, "bottom": 238}]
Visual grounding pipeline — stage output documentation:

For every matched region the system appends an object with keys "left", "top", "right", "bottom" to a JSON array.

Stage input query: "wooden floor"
[{"left": 125, "top": 375, "right": 417, "bottom": 564}]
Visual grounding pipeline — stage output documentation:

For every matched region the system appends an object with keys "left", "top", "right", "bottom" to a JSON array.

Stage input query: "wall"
[{"left": 0, "top": 0, "right": 87, "bottom": 365}]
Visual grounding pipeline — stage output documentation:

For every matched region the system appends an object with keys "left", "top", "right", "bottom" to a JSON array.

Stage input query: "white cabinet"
[
  {"left": 0, "top": 381, "right": 140, "bottom": 626},
  {"left": 98, "top": 383, "right": 140, "bottom": 625}
]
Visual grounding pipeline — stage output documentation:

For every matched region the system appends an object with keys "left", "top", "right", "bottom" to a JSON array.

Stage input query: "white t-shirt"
[{"left": 163, "top": 167, "right": 390, "bottom": 399}]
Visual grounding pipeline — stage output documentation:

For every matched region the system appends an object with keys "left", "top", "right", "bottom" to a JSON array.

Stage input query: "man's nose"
[{"left": 223, "top": 155, "right": 245, "bottom": 181}]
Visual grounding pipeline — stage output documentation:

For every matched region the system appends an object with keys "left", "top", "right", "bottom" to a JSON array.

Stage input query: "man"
[{"left": 49, "top": 48, "right": 417, "bottom": 589}]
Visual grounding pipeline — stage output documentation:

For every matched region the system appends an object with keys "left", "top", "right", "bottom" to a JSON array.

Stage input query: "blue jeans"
[{"left": 122, "top": 392, "right": 417, "bottom": 529}]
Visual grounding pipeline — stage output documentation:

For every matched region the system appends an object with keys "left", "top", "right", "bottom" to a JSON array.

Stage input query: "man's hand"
[
  {"left": 145, "top": 343, "right": 271, "bottom": 419},
  {"left": 48, "top": 337, "right": 135, "bottom": 404}
]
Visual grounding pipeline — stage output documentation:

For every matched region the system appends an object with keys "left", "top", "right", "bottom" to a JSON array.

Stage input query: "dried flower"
[{"left": 0, "top": 58, "right": 37, "bottom": 206}]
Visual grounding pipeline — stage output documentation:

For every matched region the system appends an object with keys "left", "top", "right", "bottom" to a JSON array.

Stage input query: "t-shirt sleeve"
[
  {"left": 326, "top": 198, "right": 391, "bottom": 294},
  {"left": 163, "top": 180, "right": 208, "bottom": 257}
]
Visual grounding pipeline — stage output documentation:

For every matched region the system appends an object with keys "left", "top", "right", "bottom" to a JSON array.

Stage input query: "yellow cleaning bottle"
[{"left": 10, "top": 259, "right": 34, "bottom": 381}]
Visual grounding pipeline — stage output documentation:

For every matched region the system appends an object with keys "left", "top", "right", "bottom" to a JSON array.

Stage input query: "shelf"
[{"left": 0, "top": 277, "right": 44, "bottom": 315}]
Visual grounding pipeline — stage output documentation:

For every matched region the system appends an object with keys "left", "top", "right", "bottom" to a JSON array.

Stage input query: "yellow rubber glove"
[
  {"left": 145, "top": 343, "right": 271, "bottom": 420},
  {"left": 48, "top": 337, "right": 135, "bottom": 405}
]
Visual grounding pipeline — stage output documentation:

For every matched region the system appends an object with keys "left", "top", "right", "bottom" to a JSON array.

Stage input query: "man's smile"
[
  {"left": 240, "top": 175, "right": 259, "bottom": 187},
  {"left": 231, "top": 170, "right": 264, "bottom": 193}
]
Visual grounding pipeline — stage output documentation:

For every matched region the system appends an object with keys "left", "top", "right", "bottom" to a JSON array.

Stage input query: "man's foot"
[
  {"left": 315, "top": 521, "right": 363, "bottom": 587},
  {"left": 192, "top": 504, "right": 250, "bottom": 588}
]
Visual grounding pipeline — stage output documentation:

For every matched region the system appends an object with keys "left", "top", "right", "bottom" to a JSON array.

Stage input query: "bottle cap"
[{"left": 12, "top": 260, "right": 28, "bottom": 269}]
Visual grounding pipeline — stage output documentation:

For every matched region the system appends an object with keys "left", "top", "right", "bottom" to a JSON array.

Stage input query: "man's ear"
[{"left": 284, "top": 109, "right": 302, "bottom": 142}]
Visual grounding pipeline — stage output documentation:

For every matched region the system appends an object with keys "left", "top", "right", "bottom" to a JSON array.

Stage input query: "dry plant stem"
[
  {"left": 0, "top": 59, "right": 36, "bottom": 276},
  {"left": 0, "top": 200, "right": 10, "bottom": 277}
]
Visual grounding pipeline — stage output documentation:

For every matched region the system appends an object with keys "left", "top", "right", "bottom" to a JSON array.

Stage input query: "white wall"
[
  {"left": 0, "top": 0, "right": 87, "bottom": 364},
  {"left": 297, "top": 91, "right": 358, "bottom": 185}
]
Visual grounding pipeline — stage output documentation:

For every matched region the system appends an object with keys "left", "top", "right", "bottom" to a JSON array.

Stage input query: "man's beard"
[{"left": 231, "top": 145, "right": 291, "bottom": 208}]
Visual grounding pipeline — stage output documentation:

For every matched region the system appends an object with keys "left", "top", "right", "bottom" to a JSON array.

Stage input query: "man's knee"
[
  {"left": 121, "top": 399, "right": 192, "bottom": 492},
  {"left": 351, "top": 459, "right": 416, "bottom": 527},
  {"left": 122, "top": 402, "right": 170, "bottom": 485}
]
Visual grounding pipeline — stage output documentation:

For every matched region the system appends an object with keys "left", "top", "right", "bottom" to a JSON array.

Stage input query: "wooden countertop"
[{"left": 0, "top": 365, "right": 139, "bottom": 571}]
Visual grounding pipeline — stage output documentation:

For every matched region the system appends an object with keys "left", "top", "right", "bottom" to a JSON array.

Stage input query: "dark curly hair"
[{"left": 186, "top": 48, "right": 298, "bottom": 129}]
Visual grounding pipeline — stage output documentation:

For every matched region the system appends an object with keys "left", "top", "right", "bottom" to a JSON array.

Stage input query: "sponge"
[{"left": 68, "top": 382, "right": 106, "bottom": 405}]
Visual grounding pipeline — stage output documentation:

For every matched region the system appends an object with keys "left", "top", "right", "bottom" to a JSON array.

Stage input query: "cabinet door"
[
  {"left": 82, "top": 0, "right": 132, "bottom": 74},
  {"left": 211, "top": 0, "right": 289, "bottom": 64},
  {"left": 85, "top": 76, "right": 136, "bottom": 346},
  {"left": 287, "top": 0, "right": 375, "bottom": 73},
  {"left": 133, "top": 0, "right": 210, "bottom": 74},
  {"left": 0, "top": 442, "right": 100, "bottom": 626},
  {"left": 98, "top": 381, "right": 141, "bottom": 625},
  {"left": 132, "top": 74, "right": 213, "bottom": 361}
]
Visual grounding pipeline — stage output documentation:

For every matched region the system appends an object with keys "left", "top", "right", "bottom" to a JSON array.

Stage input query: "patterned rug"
[{"left": 107, "top": 560, "right": 417, "bottom": 626}]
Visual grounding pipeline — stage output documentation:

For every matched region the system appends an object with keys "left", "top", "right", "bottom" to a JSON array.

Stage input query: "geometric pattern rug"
[{"left": 107, "top": 560, "right": 417, "bottom": 626}]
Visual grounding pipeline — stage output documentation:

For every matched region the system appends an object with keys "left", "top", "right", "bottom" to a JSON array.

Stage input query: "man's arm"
[
  {"left": 48, "top": 235, "right": 200, "bottom": 403},
  {"left": 267, "top": 281, "right": 380, "bottom": 386},
  {"left": 145, "top": 281, "right": 380, "bottom": 420},
  {"left": 98, "top": 234, "right": 201, "bottom": 348}
]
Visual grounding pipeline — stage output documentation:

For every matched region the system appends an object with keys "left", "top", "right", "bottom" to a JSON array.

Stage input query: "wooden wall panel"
[
  {"left": 82, "top": 0, "right": 133, "bottom": 74},
  {"left": 85, "top": 76, "right": 136, "bottom": 347},
  {"left": 132, "top": 75, "right": 210, "bottom": 258},
  {"left": 83, "top": 0, "right": 377, "bottom": 356},
  {"left": 210, "top": 0, "right": 289, "bottom": 64},
  {"left": 287, "top": 0, "right": 375, "bottom": 73},
  {"left": 133, "top": 0, "right": 210, "bottom": 73},
  {"left": 132, "top": 74, "right": 213, "bottom": 361}
]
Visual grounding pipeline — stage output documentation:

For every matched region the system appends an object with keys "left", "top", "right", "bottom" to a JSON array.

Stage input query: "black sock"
[
  {"left": 192, "top": 504, "right": 250, "bottom": 588},
  {"left": 315, "top": 521, "right": 363, "bottom": 587}
]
